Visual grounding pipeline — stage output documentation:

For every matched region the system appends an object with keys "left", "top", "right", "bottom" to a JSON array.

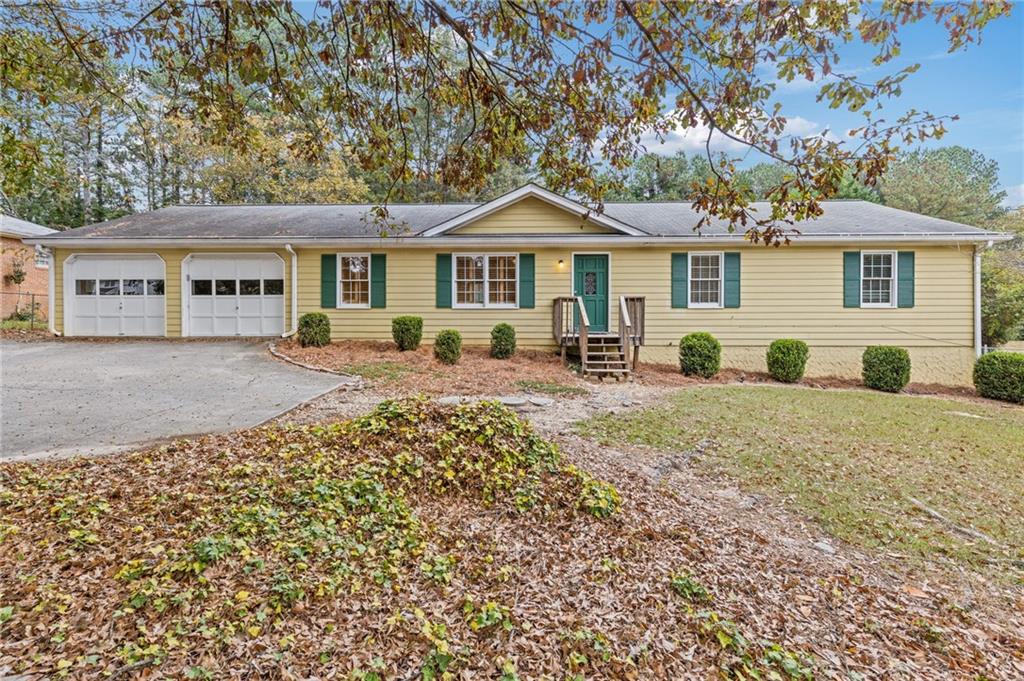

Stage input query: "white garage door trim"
[
  {"left": 182, "top": 253, "right": 286, "bottom": 337},
  {"left": 63, "top": 253, "right": 167, "bottom": 337}
]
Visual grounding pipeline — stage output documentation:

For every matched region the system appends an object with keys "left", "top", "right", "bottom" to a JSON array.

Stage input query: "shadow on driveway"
[{"left": 0, "top": 340, "right": 350, "bottom": 461}]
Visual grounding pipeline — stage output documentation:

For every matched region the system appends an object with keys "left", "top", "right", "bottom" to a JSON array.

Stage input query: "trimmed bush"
[
  {"left": 434, "top": 329, "right": 462, "bottom": 365},
  {"left": 490, "top": 323, "right": 517, "bottom": 359},
  {"left": 297, "top": 312, "right": 331, "bottom": 348},
  {"left": 862, "top": 346, "right": 911, "bottom": 393},
  {"left": 973, "top": 351, "right": 1024, "bottom": 404},
  {"left": 679, "top": 332, "right": 721, "bottom": 378},
  {"left": 391, "top": 315, "right": 423, "bottom": 351},
  {"left": 766, "top": 339, "right": 809, "bottom": 383}
]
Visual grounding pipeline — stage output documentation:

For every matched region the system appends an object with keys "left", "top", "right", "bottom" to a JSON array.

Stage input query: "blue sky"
[{"left": 643, "top": 8, "right": 1024, "bottom": 206}]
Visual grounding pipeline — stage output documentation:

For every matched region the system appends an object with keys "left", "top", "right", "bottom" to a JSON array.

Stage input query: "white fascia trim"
[
  {"left": 419, "top": 184, "right": 647, "bottom": 237},
  {"left": 24, "top": 232, "right": 1013, "bottom": 249}
]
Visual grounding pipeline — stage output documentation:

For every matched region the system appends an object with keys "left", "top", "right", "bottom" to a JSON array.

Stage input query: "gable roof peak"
[{"left": 420, "top": 183, "right": 646, "bottom": 236}]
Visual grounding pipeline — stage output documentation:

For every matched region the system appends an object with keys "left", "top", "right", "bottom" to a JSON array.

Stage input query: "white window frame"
[
  {"left": 688, "top": 252, "right": 724, "bottom": 309},
  {"left": 860, "top": 250, "right": 897, "bottom": 309},
  {"left": 34, "top": 245, "right": 49, "bottom": 269},
  {"left": 336, "top": 253, "right": 371, "bottom": 309},
  {"left": 452, "top": 253, "right": 520, "bottom": 309}
]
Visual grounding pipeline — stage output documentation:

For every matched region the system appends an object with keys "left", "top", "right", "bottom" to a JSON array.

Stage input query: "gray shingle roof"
[
  {"left": 0, "top": 214, "right": 56, "bottom": 238},
  {"left": 600, "top": 200, "right": 995, "bottom": 237},
  {"left": 31, "top": 194, "right": 1002, "bottom": 242},
  {"left": 44, "top": 204, "right": 476, "bottom": 239}
]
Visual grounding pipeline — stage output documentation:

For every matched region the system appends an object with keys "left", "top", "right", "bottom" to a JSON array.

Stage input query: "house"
[
  {"left": 1, "top": 214, "right": 56, "bottom": 321},
  {"left": 25, "top": 184, "right": 1011, "bottom": 385}
]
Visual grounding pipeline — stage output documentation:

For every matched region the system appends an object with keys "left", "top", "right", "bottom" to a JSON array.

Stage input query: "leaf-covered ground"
[
  {"left": 577, "top": 385, "right": 1024, "bottom": 569},
  {"left": 2, "top": 399, "right": 1022, "bottom": 679}
]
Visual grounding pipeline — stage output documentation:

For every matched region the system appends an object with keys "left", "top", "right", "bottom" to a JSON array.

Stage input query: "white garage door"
[
  {"left": 66, "top": 255, "right": 166, "bottom": 336},
  {"left": 185, "top": 254, "right": 285, "bottom": 337}
]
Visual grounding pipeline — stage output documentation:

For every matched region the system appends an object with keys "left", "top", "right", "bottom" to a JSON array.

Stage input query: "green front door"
[{"left": 573, "top": 254, "right": 609, "bottom": 332}]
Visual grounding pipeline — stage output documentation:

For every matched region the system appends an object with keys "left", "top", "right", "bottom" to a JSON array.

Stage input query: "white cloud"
[
  {"left": 639, "top": 121, "right": 749, "bottom": 155},
  {"left": 1000, "top": 184, "right": 1024, "bottom": 208},
  {"left": 637, "top": 112, "right": 845, "bottom": 158}
]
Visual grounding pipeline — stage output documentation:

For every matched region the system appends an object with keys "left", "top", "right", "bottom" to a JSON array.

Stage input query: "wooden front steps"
[
  {"left": 579, "top": 334, "right": 629, "bottom": 380},
  {"left": 554, "top": 295, "right": 645, "bottom": 381}
]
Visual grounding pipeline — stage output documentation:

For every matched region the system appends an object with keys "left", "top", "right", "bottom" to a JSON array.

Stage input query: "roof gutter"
[
  {"left": 975, "top": 240, "right": 993, "bottom": 357},
  {"left": 44, "top": 247, "right": 61, "bottom": 336},
  {"left": 283, "top": 244, "right": 298, "bottom": 338},
  {"left": 23, "top": 232, "right": 1013, "bottom": 249}
]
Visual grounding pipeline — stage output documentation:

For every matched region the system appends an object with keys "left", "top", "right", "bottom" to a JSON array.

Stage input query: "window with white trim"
[
  {"left": 689, "top": 253, "right": 723, "bottom": 308},
  {"left": 861, "top": 251, "right": 895, "bottom": 307},
  {"left": 454, "top": 254, "right": 518, "bottom": 308},
  {"left": 34, "top": 245, "right": 49, "bottom": 269},
  {"left": 338, "top": 254, "right": 370, "bottom": 307}
]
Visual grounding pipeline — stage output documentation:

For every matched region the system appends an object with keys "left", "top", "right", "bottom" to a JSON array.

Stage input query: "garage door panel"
[
  {"left": 66, "top": 256, "right": 165, "bottom": 337},
  {"left": 186, "top": 255, "right": 285, "bottom": 337}
]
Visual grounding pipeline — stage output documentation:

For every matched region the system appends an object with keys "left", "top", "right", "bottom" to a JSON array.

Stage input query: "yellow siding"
[
  {"left": 300, "top": 244, "right": 978, "bottom": 384},
  {"left": 452, "top": 196, "right": 613, "bottom": 234},
  {"left": 52, "top": 241, "right": 979, "bottom": 385},
  {"left": 53, "top": 248, "right": 292, "bottom": 337}
]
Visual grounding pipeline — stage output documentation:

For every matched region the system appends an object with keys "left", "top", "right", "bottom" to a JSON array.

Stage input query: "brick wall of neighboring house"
[{"left": 1, "top": 235, "right": 49, "bottom": 320}]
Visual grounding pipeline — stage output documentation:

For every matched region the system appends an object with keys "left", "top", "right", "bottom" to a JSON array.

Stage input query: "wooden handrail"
[
  {"left": 618, "top": 296, "right": 632, "bottom": 372},
  {"left": 575, "top": 295, "right": 589, "bottom": 373}
]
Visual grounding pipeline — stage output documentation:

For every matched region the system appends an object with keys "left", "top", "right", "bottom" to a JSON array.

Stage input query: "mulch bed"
[
  {"left": 275, "top": 339, "right": 999, "bottom": 406},
  {"left": 0, "top": 328, "right": 53, "bottom": 341},
  {"left": 2, "top": 400, "right": 1021, "bottom": 679},
  {"left": 275, "top": 339, "right": 589, "bottom": 397}
]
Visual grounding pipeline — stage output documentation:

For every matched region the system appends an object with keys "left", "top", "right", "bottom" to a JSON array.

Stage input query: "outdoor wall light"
[{"left": 558, "top": 259, "right": 565, "bottom": 267}]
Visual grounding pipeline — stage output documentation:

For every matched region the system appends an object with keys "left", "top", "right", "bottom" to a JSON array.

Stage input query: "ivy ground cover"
[{"left": 2, "top": 398, "right": 1021, "bottom": 679}]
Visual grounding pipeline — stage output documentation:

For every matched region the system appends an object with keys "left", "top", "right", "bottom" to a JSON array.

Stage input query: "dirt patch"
[
  {"left": 0, "top": 327, "right": 52, "bottom": 341},
  {"left": 275, "top": 339, "right": 590, "bottom": 397}
]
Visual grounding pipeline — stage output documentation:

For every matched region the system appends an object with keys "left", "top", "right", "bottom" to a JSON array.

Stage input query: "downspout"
[
  {"left": 45, "top": 247, "right": 61, "bottom": 336},
  {"left": 974, "top": 240, "right": 992, "bottom": 357},
  {"left": 282, "top": 244, "right": 298, "bottom": 337}
]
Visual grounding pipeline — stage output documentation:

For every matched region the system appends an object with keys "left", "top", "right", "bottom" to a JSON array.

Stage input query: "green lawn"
[
  {"left": 0, "top": 319, "right": 37, "bottom": 330},
  {"left": 577, "top": 385, "right": 1024, "bottom": 567},
  {"left": 515, "top": 379, "right": 590, "bottom": 397}
]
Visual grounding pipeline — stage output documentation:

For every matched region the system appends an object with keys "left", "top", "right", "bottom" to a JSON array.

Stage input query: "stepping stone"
[
  {"left": 499, "top": 396, "right": 527, "bottom": 407},
  {"left": 527, "top": 396, "right": 555, "bottom": 407}
]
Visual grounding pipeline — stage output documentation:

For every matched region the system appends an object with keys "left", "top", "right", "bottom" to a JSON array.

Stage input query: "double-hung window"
[
  {"left": 861, "top": 251, "right": 895, "bottom": 307},
  {"left": 338, "top": 254, "right": 370, "bottom": 308},
  {"left": 689, "top": 253, "right": 723, "bottom": 308},
  {"left": 454, "top": 254, "right": 518, "bottom": 308}
]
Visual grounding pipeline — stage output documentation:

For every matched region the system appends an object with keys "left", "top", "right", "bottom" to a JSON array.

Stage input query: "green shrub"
[
  {"left": 973, "top": 351, "right": 1024, "bottom": 404},
  {"left": 862, "top": 346, "right": 911, "bottom": 392},
  {"left": 766, "top": 339, "right": 809, "bottom": 383},
  {"left": 391, "top": 315, "right": 423, "bottom": 351},
  {"left": 490, "top": 323, "right": 517, "bottom": 359},
  {"left": 678, "top": 332, "right": 721, "bottom": 378},
  {"left": 434, "top": 329, "right": 462, "bottom": 365},
  {"left": 297, "top": 312, "right": 331, "bottom": 348}
]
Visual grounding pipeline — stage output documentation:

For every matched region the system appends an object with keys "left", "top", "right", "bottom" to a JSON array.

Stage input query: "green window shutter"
[
  {"left": 897, "top": 251, "right": 915, "bottom": 308},
  {"left": 671, "top": 253, "right": 688, "bottom": 308},
  {"left": 370, "top": 253, "right": 386, "bottom": 308},
  {"left": 723, "top": 252, "right": 741, "bottom": 308},
  {"left": 843, "top": 251, "right": 861, "bottom": 308},
  {"left": 519, "top": 253, "right": 535, "bottom": 308},
  {"left": 320, "top": 253, "right": 337, "bottom": 308},
  {"left": 436, "top": 253, "right": 452, "bottom": 308}
]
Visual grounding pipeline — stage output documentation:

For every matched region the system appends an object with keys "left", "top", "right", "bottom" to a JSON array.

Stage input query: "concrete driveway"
[{"left": 0, "top": 340, "right": 350, "bottom": 460}]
